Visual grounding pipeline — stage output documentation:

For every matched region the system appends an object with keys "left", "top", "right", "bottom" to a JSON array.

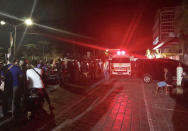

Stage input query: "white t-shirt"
[
  {"left": 103, "top": 61, "right": 109, "bottom": 71},
  {"left": 177, "top": 66, "right": 183, "bottom": 86},
  {"left": 26, "top": 68, "right": 44, "bottom": 89}
]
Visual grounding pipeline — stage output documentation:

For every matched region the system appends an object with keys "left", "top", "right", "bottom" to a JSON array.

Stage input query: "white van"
[{"left": 110, "top": 56, "right": 131, "bottom": 76}]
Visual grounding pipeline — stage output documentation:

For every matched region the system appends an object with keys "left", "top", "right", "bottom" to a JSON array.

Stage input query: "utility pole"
[{"left": 14, "top": 26, "right": 16, "bottom": 57}]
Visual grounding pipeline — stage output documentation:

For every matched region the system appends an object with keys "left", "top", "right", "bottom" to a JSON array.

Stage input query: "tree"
[
  {"left": 38, "top": 41, "right": 50, "bottom": 60},
  {"left": 176, "top": 0, "right": 188, "bottom": 40},
  {"left": 0, "top": 47, "right": 4, "bottom": 52},
  {"left": 175, "top": 0, "right": 188, "bottom": 61},
  {"left": 24, "top": 44, "right": 37, "bottom": 60}
]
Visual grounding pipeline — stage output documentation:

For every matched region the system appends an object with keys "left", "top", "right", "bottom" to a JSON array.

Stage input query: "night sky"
[{"left": 0, "top": 0, "right": 183, "bottom": 54}]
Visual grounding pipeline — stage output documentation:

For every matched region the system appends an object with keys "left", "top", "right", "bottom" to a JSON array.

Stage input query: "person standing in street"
[
  {"left": 177, "top": 63, "right": 183, "bottom": 87},
  {"left": 1, "top": 61, "right": 12, "bottom": 118},
  {"left": 103, "top": 59, "right": 110, "bottom": 80},
  {"left": 19, "top": 59, "right": 28, "bottom": 98},
  {"left": 56, "top": 59, "right": 63, "bottom": 86},
  {"left": 1, "top": 56, "right": 23, "bottom": 118},
  {"left": 178, "top": 55, "right": 188, "bottom": 96}
]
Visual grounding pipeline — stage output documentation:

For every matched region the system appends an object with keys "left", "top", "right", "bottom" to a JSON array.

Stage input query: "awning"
[
  {"left": 162, "top": 53, "right": 181, "bottom": 56},
  {"left": 153, "top": 37, "right": 180, "bottom": 50}
]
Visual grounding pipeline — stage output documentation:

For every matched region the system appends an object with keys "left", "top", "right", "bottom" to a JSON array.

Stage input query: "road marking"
[
  {"left": 63, "top": 78, "right": 105, "bottom": 89},
  {"left": 64, "top": 83, "right": 86, "bottom": 88},
  {"left": 142, "top": 82, "right": 155, "bottom": 131},
  {"left": 86, "top": 78, "right": 105, "bottom": 92},
  {"left": 153, "top": 107, "right": 188, "bottom": 114},
  {"left": 47, "top": 85, "right": 59, "bottom": 92}
]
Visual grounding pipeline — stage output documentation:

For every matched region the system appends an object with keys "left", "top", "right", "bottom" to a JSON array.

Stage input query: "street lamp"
[
  {"left": 0, "top": 18, "right": 33, "bottom": 56},
  {"left": 0, "top": 21, "right": 6, "bottom": 25},
  {"left": 24, "top": 18, "right": 33, "bottom": 26}
]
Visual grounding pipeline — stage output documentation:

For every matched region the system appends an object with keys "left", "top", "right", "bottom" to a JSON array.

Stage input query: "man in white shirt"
[
  {"left": 26, "top": 67, "right": 43, "bottom": 89},
  {"left": 26, "top": 60, "right": 54, "bottom": 112}
]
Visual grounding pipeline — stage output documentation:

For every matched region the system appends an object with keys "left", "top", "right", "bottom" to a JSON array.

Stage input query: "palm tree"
[{"left": 24, "top": 44, "right": 37, "bottom": 60}]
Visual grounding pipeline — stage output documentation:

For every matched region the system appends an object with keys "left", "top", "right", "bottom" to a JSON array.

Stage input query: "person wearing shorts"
[{"left": 155, "top": 68, "right": 169, "bottom": 95}]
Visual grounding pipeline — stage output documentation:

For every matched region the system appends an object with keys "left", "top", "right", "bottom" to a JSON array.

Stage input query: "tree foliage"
[
  {"left": 176, "top": 0, "right": 188, "bottom": 41},
  {"left": 23, "top": 44, "right": 37, "bottom": 59}
]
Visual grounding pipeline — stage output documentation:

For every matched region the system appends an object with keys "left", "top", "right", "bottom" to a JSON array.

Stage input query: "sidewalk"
[{"left": 144, "top": 82, "right": 188, "bottom": 131}]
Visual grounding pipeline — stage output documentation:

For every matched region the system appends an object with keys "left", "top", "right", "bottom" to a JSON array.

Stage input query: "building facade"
[{"left": 152, "top": 7, "right": 184, "bottom": 61}]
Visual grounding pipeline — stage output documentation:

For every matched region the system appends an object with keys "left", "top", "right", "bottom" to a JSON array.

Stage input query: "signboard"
[{"left": 153, "top": 37, "right": 159, "bottom": 45}]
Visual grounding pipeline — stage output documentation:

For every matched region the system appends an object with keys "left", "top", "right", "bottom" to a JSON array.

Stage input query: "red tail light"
[{"left": 111, "top": 64, "right": 114, "bottom": 69}]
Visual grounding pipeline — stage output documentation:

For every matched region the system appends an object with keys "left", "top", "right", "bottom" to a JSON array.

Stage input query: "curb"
[
  {"left": 47, "top": 85, "right": 60, "bottom": 92},
  {"left": 64, "top": 83, "right": 86, "bottom": 88},
  {"left": 64, "top": 78, "right": 105, "bottom": 90},
  {"left": 0, "top": 117, "right": 12, "bottom": 127}
]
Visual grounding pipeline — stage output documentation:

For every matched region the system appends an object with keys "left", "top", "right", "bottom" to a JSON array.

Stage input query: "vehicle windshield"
[{"left": 112, "top": 58, "right": 130, "bottom": 63}]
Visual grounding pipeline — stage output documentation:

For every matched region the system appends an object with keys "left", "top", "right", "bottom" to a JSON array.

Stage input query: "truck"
[{"left": 107, "top": 49, "right": 132, "bottom": 76}]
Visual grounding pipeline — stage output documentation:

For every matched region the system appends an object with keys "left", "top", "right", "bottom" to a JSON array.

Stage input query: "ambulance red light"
[
  {"left": 121, "top": 51, "right": 126, "bottom": 55},
  {"left": 117, "top": 51, "right": 121, "bottom": 55}
]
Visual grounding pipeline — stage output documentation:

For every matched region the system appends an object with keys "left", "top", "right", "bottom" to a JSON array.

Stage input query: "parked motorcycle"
[
  {"left": 46, "top": 67, "right": 59, "bottom": 85},
  {"left": 23, "top": 88, "right": 45, "bottom": 120}
]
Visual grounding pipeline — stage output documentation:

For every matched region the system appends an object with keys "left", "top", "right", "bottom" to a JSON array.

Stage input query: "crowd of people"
[
  {"left": 56, "top": 57, "right": 106, "bottom": 85},
  {"left": 0, "top": 56, "right": 55, "bottom": 120},
  {"left": 0, "top": 55, "right": 108, "bottom": 120}
]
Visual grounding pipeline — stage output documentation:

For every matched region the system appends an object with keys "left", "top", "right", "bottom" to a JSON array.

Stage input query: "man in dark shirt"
[
  {"left": 1, "top": 56, "right": 23, "bottom": 118},
  {"left": 1, "top": 61, "right": 13, "bottom": 118}
]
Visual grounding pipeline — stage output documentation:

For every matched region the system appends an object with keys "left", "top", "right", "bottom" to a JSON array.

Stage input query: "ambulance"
[{"left": 108, "top": 49, "right": 131, "bottom": 76}]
